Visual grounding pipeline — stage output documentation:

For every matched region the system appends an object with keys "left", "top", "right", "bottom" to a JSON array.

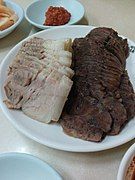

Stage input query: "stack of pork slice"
[
  {"left": 4, "top": 37, "right": 74, "bottom": 123},
  {"left": 61, "top": 27, "right": 135, "bottom": 142}
]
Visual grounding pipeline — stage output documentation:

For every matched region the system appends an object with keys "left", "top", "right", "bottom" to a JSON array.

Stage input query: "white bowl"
[
  {"left": 117, "top": 143, "right": 135, "bottom": 180},
  {"left": 0, "top": 0, "right": 24, "bottom": 39},
  {"left": 0, "top": 152, "right": 62, "bottom": 180},
  {"left": 25, "top": 0, "right": 84, "bottom": 29}
]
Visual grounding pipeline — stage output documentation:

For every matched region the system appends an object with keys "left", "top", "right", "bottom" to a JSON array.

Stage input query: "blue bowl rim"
[{"left": 0, "top": 152, "right": 62, "bottom": 179}]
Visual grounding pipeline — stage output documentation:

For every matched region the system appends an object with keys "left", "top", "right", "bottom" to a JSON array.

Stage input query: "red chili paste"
[{"left": 44, "top": 6, "right": 71, "bottom": 26}]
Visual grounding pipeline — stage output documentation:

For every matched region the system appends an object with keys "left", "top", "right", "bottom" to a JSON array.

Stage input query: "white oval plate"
[
  {"left": 0, "top": 25, "right": 135, "bottom": 152},
  {"left": 117, "top": 143, "right": 135, "bottom": 180},
  {"left": 0, "top": 152, "right": 62, "bottom": 180}
]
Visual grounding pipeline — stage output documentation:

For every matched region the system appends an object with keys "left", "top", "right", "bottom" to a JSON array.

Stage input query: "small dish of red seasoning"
[
  {"left": 44, "top": 6, "right": 71, "bottom": 26},
  {"left": 25, "top": 0, "right": 84, "bottom": 29}
]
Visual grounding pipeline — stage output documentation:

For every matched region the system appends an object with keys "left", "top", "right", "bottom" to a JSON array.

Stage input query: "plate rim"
[{"left": 0, "top": 25, "right": 135, "bottom": 152}]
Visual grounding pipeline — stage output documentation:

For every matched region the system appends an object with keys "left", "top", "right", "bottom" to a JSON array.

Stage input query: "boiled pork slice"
[
  {"left": 9, "top": 54, "right": 74, "bottom": 79},
  {"left": 22, "top": 37, "right": 72, "bottom": 51},
  {"left": 4, "top": 37, "right": 74, "bottom": 124},
  {"left": 19, "top": 38, "right": 72, "bottom": 67},
  {"left": 4, "top": 64, "right": 74, "bottom": 110},
  {"left": 4, "top": 66, "right": 39, "bottom": 109},
  {"left": 18, "top": 49, "right": 72, "bottom": 67},
  {"left": 22, "top": 70, "right": 73, "bottom": 123}
]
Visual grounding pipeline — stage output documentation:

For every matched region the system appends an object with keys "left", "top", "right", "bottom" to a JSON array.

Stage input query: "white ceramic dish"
[
  {"left": 0, "top": 25, "right": 135, "bottom": 152},
  {"left": 0, "top": 0, "right": 24, "bottom": 39},
  {"left": 25, "top": 0, "right": 84, "bottom": 29},
  {"left": 117, "top": 143, "right": 135, "bottom": 180},
  {"left": 0, "top": 152, "right": 62, "bottom": 180}
]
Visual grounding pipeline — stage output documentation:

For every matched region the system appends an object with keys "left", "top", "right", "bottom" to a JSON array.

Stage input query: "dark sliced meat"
[
  {"left": 105, "top": 36, "right": 126, "bottom": 67},
  {"left": 109, "top": 101, "right": 127, "bottom": 135},
  {"left": 69, "top": 95, "right": 99, "bottom": 115},
  {"left": 102, "top": 97, "right": 127, "bottom": 135},
  {"left": 61, "top": 27, "right": 134, "bottom": 142},
  {"left": 61, "top": 114, "right": 104, "bottom": 142},
  {"left": 92, "top": 110, "right": 112, "bottom": 133},
  {"left": 86, "top": 27, "right": 118, "bottom": 41},
  {"left": 86, "top": 27, "right": 129, "bottom": 66},
  {"left": 120, "top": 71, "right": 135, "bottom": 120}
]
